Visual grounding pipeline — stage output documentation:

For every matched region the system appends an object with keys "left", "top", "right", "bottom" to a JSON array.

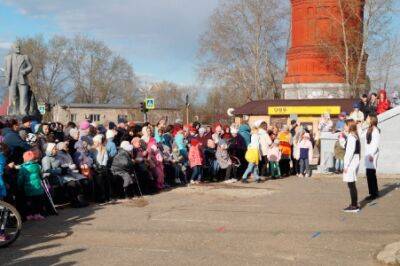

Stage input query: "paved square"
[{"left": 1, "top": 176, "right": 400, "bottom": 265}]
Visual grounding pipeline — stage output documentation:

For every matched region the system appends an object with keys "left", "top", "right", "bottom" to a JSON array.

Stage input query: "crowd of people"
[{"left": 0, "top": 89, "right": 394, "bottom": 241}]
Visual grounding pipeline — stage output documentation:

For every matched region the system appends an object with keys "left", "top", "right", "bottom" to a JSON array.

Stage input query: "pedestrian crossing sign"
[
  {"left": 38, "top": 104, "right": 46, "bottom": 115},
  {"left": 145, "top": 98, "right": 155, "bottom": 109}
]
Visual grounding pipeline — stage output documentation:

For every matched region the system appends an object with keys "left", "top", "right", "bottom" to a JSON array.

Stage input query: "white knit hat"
[
  {"left": 45, "top": 143, "right": 56, "bottom": 155},
  {"left": 198, "top": 127, "right": 206, "bottom": 135},
  {"left": 253, "top": 120, "right": 264, "bottom": 128},
  {"left": 230, "top": 124, "right": 239, "bottom": 134},
  {"left": 106, "top": 129, "right": 115, "bottom": 139},
  {"left": 69, "top": 128, "right": 79, "bottom": 140},
  {"left": 93, "top": 134, "right": 103, "bottom": 144},
  {"left": 120, "top": 141, "right": 133, "bottom": 152},
  {"left": 56, "top": 142, "right": 67, "bottom": 151}
]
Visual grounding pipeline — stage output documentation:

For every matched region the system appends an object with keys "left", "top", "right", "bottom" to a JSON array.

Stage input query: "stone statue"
[{"left": 4, "top": 42, "right": 39, "bottom": 117}]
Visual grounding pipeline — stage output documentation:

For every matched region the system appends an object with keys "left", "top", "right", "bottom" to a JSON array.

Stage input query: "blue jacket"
[
  {"left": 174, "top": 133, "right": 186, "bottom": 151},
  {"left": 2, "top": 128, "right": 30, "bottom": 153},
  {"left": 238, "top": 124, "right": 251, "bottom": 147},
  {"left": 106, "top": 139, "right": 117, "bottom": 158},
  {"left": 0, "top": 153, "right": 6, "bottom": 198}
]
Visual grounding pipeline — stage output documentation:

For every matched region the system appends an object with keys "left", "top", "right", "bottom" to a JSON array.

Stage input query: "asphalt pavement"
[{"left": 1, "top": 175, "right": 400, "bottom": 266}]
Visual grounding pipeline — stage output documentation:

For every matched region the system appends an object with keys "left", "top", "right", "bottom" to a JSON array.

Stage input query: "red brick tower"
[{"left": 283, "top": 0, "right": 366, "bottom": 99}]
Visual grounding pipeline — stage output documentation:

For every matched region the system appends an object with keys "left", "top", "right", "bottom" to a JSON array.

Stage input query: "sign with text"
[
  {"left": 268, "top": 106, "right": 341, "bottom": 116},
  {"left": 145, "top": 98, "right": 155, "bottom": 110}
]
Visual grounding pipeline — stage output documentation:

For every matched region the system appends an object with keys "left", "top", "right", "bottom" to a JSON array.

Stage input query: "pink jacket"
[{"left": 189, "top": 145, "right": 204, "bottom": 168}]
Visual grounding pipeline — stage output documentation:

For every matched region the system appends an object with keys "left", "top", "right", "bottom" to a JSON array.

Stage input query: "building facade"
[
  {"left": 51, "top": 103, "right": 182, "bottom": 125},
  {"left": 283, "top": 0, "right": 366, "bottom": 99}
]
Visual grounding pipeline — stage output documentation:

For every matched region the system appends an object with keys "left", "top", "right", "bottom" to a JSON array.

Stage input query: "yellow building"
[{"left": 234, "top": 99, "right": 356, "bottom": 133}]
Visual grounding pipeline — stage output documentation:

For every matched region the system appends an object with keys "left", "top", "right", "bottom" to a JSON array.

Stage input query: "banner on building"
[{"left": 268, "top": 106, "right": 341, "bottom": 116}]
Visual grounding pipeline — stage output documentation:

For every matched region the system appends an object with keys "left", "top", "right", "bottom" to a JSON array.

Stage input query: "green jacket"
[{"left": 18, "top": 161, "right": 44, "bottom": 197}]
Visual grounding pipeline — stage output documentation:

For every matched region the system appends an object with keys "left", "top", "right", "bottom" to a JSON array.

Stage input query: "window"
[
  {"left": 118, "top": 114, "right": 128, "bottom": 121},
  {"left": 89, "top": 114, "right": 100, "bottom": 122},
  {"left": 70, "top": 113, "right": 77, "bottom": 122}
]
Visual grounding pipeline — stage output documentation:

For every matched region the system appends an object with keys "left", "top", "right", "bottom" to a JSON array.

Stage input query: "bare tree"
[
  {"left": 318, "top": 0, "right": 397, "bottom": 96},
  {"left": 67, "top": 35, "right": 139, "bottom": 104},
  {"left": 197, "top": 0, "right": 289, "bottom": 104}
]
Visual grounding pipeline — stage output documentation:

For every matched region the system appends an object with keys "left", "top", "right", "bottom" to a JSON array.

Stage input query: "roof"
[
  {"left": 233, "top": 98, "right": 357, "bottom": 116},
  {"left": 58, "top": 103, "right": 181, "bottom": 111}
]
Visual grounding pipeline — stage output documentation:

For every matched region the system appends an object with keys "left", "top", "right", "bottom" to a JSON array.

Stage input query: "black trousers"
[
  {"left": 366, "top": 169, "right": 379, "bottom": 197},
  {"left": 259, "top": 155, "right": 269, "bottom": 176},
  {"left": 94, "top": 167, "right": 110, "bottom": 203},
  {"left": 279, "top": 158, "right": 291, "bottom": 176},
  {"left": 223, "top": 164, "right": 237, "bottom": 180},
  {"left": 26, "top": 195, "right": 46, "bottom": 216},
  {"left": 347, "top": 182, "right": 358, "bottom": 207}
]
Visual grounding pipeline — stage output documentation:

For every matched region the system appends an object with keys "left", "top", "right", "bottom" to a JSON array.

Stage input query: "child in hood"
[
  {"left": 297, "top": 133, "right": 313, "bottom": 177},
  {"left": 171, "top": 144, "right": 186, "bottom": 184},
  {"left": 188, "top": 138, "right": 203, "bottom": 184},
  {"left": 376, "top": 89, "right": 390, "bottom": 114},
  {"left": 18, "top": 151, "right": 46, "bottom": 221},
  {"left": 216, "top": 140, "right": 237, "bottom": 183},
  {"left": 147, "top": 138, "right": 165, "bottom": 190},
  {"left": 267, "top": 139, "right": 281, "bottom": 179}
]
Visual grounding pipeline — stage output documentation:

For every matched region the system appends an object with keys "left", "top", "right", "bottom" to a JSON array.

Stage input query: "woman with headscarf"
[
  {"left": 147, "top": 138, "right": 165, "bottom": 190},
  {"left": 73, "top": 137, "right": 94, "bottom": 180},
  {"left": 110, "top": 141, "right": 135, "bottom": 201}
]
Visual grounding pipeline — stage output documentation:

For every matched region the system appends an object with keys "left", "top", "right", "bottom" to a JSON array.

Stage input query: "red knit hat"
[
  {"left": 23, "top": 151, "right": 37, "bottom": 162},
  {"left": 190, "top": 138, "right": 200, "bottom": 146}
]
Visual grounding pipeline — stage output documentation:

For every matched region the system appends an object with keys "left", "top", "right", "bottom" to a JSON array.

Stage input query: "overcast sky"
[{"left": 0, "top": 0, "right": 219, "bottom": 85}]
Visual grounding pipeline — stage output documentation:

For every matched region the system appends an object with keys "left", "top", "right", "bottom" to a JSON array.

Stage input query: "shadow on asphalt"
[
  {"left": 360, "top": 182, "right": 400, "bottom": 209},
  {"left": 0, "top": 204, "right": 102, "bottom": 265}
]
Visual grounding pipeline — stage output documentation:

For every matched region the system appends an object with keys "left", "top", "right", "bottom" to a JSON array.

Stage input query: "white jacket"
[
  {"left": 258, "top": 128, "right": 272, "bottom": 156},
  {"left": 343, "top": 134, "right": 360, "bottom": 182},
  {"left": 363, "top": 127, "right": 380, "bottom": 169}
]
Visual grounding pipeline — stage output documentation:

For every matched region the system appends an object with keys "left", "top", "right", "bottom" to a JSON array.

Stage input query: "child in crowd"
[
  {"left": 203, "top": 139, "right": 218, "bottom": 181},
  {"left": 267, "top": 139, "right": 281, "bottom": 179},
  {"left": 278, "top": 125, "right": 292, "bottom": 177},
  {"left": 188, "top": 138, "right": 203, "bottom": 184},
  {"left": 171, "top": 144, "right": 186, "bottom": 184},
  {"left": 334, "top": 132, "right": 346, "bottom": 174},
  {"left": 18, "top": 151, "right": 46, "bottom": 221},
  {"left": 242, "top": 126, "right": 260, "bottom": 183},
  {"left": 297, "top": 133, "right": 313, "bottom": 178},
  {"left": 216, "top": 140, "right": 237, "bottom": 183}
]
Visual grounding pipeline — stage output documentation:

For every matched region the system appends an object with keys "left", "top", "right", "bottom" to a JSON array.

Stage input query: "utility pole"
[{"left": 185, "top": 94, "right": 190, "bottom": 125}]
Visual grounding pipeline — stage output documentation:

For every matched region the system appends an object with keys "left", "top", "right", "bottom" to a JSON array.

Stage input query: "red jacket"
[{"left": 377, "top": 89, "right": 390, "bottom": 115}]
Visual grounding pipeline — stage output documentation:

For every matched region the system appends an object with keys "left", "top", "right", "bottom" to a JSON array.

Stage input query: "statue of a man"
[{"left": 4, "top": 42, "right": 33, "bottom": 116}]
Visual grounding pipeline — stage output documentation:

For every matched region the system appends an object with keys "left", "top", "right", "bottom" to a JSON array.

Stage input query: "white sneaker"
[
  {"left": 305, "top": 174, "right": 309, "bottom": 178},
  {"left": 297, "top": 174, "right": 301, "bottom": 178},
  {"left": 175, "top": 178, "right": 182, "bottom": 184},
  {"left": 190, "top": 180, "right": 195, "bottom": 185}
]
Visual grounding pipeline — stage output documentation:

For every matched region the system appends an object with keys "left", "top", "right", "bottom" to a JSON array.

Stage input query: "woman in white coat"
[
  {"left": 343, "top": 120, "right": 361, "bottom": 212},
  {"left": 364, "top": 116, "right": 380, "bottom": 200}
]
